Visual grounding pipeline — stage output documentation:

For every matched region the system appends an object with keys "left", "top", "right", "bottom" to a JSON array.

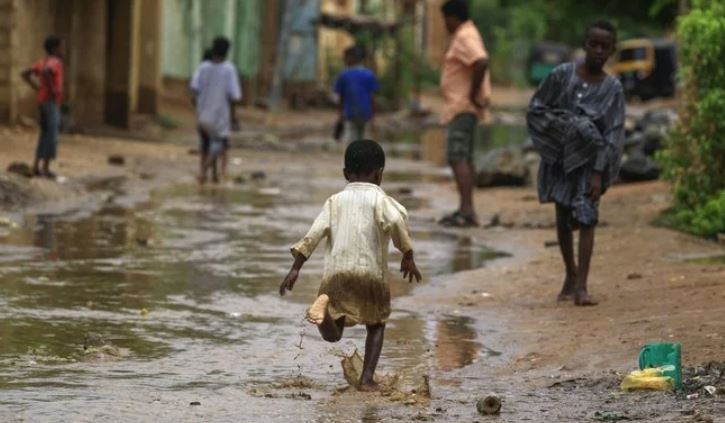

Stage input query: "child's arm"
[
  {"left": 279, "top": 200, "right": 331, "bottom": 295},
  {"left": 279, "top": 253, "right": 306, "bottom": 295},
  {"left": 382, "top": 197, "right": 422, "bottom": 283},
  {"left": 21, "top": 69, "right": 39, "bottom": 91}
]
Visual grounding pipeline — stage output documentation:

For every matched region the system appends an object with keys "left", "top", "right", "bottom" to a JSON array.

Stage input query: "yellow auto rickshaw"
[{"left": 610, "top": 38, "right": 677, "bottom": 101}]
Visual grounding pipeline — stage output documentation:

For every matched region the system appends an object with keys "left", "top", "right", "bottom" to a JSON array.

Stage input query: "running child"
[
  {"left": 527, "top": 21, "right": 625, "bottom": 306},
  {"left": 21, "top": 35, "right": 65, "bottom": 179},
  {"left": 279, "top": 139, "right": 422, "bottom": 391}
]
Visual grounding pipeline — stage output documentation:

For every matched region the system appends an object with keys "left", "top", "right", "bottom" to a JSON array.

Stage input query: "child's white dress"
[{"left": 291, "top": 182, "right": 413, "bottom": 326}]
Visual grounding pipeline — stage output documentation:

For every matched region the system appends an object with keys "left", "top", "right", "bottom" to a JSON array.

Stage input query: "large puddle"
[{"left": 0, "top": 163, "right": 508, "bottom": 421}]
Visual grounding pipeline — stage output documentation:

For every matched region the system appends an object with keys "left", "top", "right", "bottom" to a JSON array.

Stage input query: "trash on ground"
[
  {"left": 638, "top": 342, "right": 682, "bottom": 390},
  {"left": 620, "top": 366, "right": 675, "bottom": 392},
  {"left": 476, "top": 393, "right": 502, "bottom": 415}
]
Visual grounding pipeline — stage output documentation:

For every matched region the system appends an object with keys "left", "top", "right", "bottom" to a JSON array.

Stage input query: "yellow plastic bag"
[{"left": 620, "top": 366, "right": 675, "bottom": 391}]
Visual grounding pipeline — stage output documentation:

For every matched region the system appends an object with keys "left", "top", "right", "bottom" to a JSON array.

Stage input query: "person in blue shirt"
[{"left": 334, "top": 45, "right": 379, "bottom": 142}]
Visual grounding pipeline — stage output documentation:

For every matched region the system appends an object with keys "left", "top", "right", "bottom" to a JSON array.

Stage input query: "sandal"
[{"left": 438, "top": 211, "right": 479, "bottom": 228}]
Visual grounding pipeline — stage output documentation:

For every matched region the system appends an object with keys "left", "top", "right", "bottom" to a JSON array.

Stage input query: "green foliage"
[
  {"left": 658, "top": 0, "right": 725, "bottom": 236},
  {"left": 672, "top": 191, "right": 725, "bottom": 236}
]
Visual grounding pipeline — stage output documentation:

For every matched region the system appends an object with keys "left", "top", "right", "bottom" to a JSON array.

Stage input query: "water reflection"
[
  {"left": 389, "top": 122, "right": 529, "bottom": 166},
  {"left": 434, "top": 315, "right": 481, "bottom": 371}
]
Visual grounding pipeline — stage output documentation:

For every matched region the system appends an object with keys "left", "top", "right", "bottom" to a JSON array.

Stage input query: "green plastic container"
[{"left": 639, "top": 343, "right": 682, "bottom": 390}]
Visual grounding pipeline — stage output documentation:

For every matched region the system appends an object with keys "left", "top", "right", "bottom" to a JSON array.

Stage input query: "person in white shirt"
[
  {"left": 190, "top": 37, "right": 242, "bottom": 183},
  {"left": 280, "top": 139, "right": 422, "bottom": 391}
]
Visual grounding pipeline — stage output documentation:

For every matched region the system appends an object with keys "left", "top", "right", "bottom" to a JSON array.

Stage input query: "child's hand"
[
  {"left": 400, "top": 251, "right": 422, "bottom": 283},
  {"left": 589, "top": 172, "right": 603, "bottom": 202},
  {"left": 279, "top": 268, "right": 299, "bottom": 296}
]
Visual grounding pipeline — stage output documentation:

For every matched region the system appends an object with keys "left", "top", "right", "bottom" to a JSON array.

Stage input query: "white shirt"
[
  {"left": 291, "top": 183, "right": 414, "bottom": 283},
  {"left": 190, "top": 60, "right": 242, "bottom": 138}
]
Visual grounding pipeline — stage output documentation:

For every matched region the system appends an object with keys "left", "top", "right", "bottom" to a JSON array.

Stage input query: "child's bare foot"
[
  {"left": 357, "top": 381, "right": 379, "bottom": 392},
  {"left": 557, "top": 275, "right": 577, "bottom": 301},
  {"left": 574, "top": 292, "right": 599, "bottom": 306},
  {"left": 305, "top": 294, "right": 329, "bottom": 325}
]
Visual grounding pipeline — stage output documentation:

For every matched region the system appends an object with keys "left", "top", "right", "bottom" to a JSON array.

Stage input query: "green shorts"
[{"left": 446, "top": 113, "right": 478, "bottom": 162}]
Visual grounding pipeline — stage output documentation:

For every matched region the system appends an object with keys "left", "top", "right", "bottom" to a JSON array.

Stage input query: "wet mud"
[{"left": 0, "top": 156, "right": 510, "bottom": 422}]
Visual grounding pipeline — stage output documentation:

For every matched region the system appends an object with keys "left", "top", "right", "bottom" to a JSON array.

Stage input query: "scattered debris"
[
  {"left": 6, "top": 162, "right": 33, "bottom": 178},
  {"left": 594, "top": 410, "right": 631, "bottom": 421},
  {"left": 485, "top": 213, "right": 501, "bottom": 228},
  {"left": 476, "top": 394, "right": 502, "bottom": 415},
  {"left": 476, "top": 147, "right": 530, "bottom": 188},
  {"left": 108, "top": 155, "right": 126, "bottom": 166}
]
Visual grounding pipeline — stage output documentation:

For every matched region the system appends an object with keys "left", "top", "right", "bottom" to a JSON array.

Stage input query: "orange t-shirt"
[
  {"left": 440, "top": 21, "right": 491, "bottom": 124},
  {"left": 31, "top": 56, "right": 64, "bottom": 105}
]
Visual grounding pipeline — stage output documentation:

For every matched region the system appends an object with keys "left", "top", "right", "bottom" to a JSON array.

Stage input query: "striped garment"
[
  {"left": 527, "top": 63, "right": 625, "bottom": 226},
  {"left": 291, "top": 182, "right": 413, "bottom": 326}
]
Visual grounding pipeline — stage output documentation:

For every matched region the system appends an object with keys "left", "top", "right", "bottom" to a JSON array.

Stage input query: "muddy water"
[{"left": 0, "top": 165, "right": 507, "bottom": 421}]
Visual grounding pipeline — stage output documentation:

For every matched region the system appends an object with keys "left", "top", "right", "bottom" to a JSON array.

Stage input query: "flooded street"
[{"left": 0, "top": 158, "right": 509, "bottom": 421}]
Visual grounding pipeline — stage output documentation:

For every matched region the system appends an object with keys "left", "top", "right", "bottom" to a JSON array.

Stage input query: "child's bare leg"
[
  {"left": 211, "top": 156, "right": 219, "bottom": 183},
  {"left": 359, "top": 323, "right": 385, "bottom": 391},
  {"left": 220, "top": 150, "right": 228, "bottom": 181},
  {"left": 308, "top": 294, "right": 345, "bottom": 342},
  {"left": 555, "top": 204, "right": 577, "bottom": 301},
  {"left": 317, "top": 313, "right": 345, "bottom": 343},
  {"left": 574, "top": 225, "right": 598, "bottom": 306}
]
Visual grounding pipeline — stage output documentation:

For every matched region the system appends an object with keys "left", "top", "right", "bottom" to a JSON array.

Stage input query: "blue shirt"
[{"left": 334, "top": 66, "right": 379, "bottom": 121}]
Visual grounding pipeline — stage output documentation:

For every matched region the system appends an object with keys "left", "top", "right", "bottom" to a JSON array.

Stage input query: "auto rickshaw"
[{"left": 610, "top": 38, "right": 677, "bottom": 101}]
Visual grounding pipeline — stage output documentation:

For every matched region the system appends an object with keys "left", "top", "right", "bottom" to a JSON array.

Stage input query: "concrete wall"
[
  {"left": 0, "top": 0, "right": 13, "bottom": 121},
  {"left": 137, "top": 0, "right": 162, "bottom": 115},
  {"left": 67, "top": 0, "right": 107, "bottom": 126},
  {"left": 7, "top": 0, "right": 57, "bottom": 122}
]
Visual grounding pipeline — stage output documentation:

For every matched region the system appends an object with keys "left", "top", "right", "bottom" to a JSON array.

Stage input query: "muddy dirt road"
[{"left": 0, "top": 128, "right": 724, "bottom": 422}]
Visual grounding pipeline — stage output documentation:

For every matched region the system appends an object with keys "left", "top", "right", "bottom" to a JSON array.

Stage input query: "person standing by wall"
[
  {"left": 21, "top": 36, "right": 65, "bottom": 179},
  {"left": 438, "top": 0, "right": 490, "bottom": 227}
]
